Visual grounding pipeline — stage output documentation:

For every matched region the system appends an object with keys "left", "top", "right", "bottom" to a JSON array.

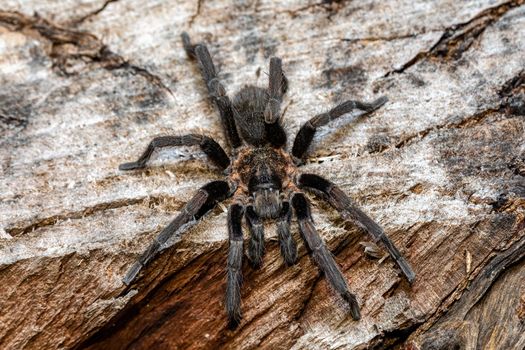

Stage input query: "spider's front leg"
[
  {"left": 181, "top": 32, "right": 242, "bottom": 148},
  {"left": 226, "top": 203, "right": 245, "bottom": 328},
  {"left": 264, "top": 57, "right": 288, "bottom": 148},
  {"left": 291, "top": 192, "right": 361, "bottom": 320},
  {"left": 291, "top": 96, "right": 388, "bottom": 160},
  {"left": 297, "top": 173, "right": 415, "bottom": 283},
  {"left": 123, "top": 180, "right": 232, "bottom": 285},
  {"left": 119, "top": 134, "right": 230, "bottom": 171},
  {"left": 264, "top": 57, "right": 287, "bottom": 124}
]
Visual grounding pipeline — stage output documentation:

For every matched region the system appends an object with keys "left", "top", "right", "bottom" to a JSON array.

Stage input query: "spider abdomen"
[{"left": 232, "top": 85, "right": 269, "bottom": 146}]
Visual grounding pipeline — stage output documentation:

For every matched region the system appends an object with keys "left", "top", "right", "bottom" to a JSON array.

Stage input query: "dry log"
[{"left": 0, "top": 0, "right": 524, "bottom": 349}]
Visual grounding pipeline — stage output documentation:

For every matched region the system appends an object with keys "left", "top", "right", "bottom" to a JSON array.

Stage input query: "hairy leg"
[
  {"left": 292, "top": 96, "right": 388, "bottom": 160},
  {"left": 297, "top": 173, "right": 415, "bottom": 283},
  {"left": 264, "top": 57, "right": 286, "bottom": 124},
  {"left": 122, "top": 180, "right": 232, "bottom": 285},
  {"left": 276, "top": 201, "right": 297, "bottom": 265},
  {"left": 264, "top": 57, "right": 287, "bottom": 148},
  {"left": 119, "top": 134, "right": 230, "bottom": 170},
  {"left": 291, "top": 192, "right": 361, "bottom": 320},
  {"left": 226, "top": 203, "right": 245, "bottom": 328},
  {"left": 181, "top": 32, "right": 242, "bottom": 148},
  {"left": 245, "top": 205, "right": 265, "bottom": 269}
]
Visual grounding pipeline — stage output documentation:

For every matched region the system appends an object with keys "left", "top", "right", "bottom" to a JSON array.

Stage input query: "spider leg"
[
  {"left": 276, "top": 201, "right": 297, "bottom": 265},
  {"left": 291, "top": 96, "right": 388, "bottom": 160},
  {"left": 181, "top": 32, "right": 242, "bottom": 149},
  {"left": 291, "top": 192, "right": 361, "bottom": 320},
  {"left": 264, "top": 57, "right": 286, "bottom": 124},
  {"left": 297, "top": 173, "right": 415, "bottom": 283},
  {"left": 119, "top": 134, "right": 230, "bottom": 171},
  {"left": 122, "top": 180, "right": 232, "bottom": 285},
  {"left": 226, "top": 203, "right": 245, "bottom": 328},
  {"left": 245, "top": 205, "right": 265, "bottom": 269},
  {"left": 264, "top": 57, "right": 287, "bottom": 148}
]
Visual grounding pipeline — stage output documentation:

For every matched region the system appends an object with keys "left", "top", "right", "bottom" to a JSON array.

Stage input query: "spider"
[{"left": 120, "top": 32, "right": 415, "bottom": 328}]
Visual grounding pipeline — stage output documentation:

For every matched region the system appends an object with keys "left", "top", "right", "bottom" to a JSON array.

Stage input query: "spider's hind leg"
[
  {"left": 291, "top": 192, "right": 361, "bottom": 320},
  {"left": 297, "top": 173, "right": 415, "bottom": 283},
  {"left": 181, "top": 32, "right": 242, "bottom": 148},
  {"left": 122, "top": 180, "right": 232, "bottom": 286}
]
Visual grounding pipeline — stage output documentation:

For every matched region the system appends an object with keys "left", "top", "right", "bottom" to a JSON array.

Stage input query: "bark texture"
[{"left": 1, "top": 1, "right": 524, "bottom": 349}]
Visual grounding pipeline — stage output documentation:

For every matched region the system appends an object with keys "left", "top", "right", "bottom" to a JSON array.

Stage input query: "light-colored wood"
[{"left": 0, "top": 1, "right": 524, "bottom": 349}]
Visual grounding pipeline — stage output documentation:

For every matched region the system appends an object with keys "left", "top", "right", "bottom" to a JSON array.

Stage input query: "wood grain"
[{"left": 0, "top": 1, "right": 524, "bottom": 349}]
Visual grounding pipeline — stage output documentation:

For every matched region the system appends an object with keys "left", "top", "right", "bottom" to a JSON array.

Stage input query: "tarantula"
[{"left": 120, "top": 32, "right": 415, "bottom": 328}]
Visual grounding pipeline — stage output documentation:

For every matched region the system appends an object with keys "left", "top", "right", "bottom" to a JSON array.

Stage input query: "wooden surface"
[{"left": 0, "top": 1, "right": 524, "bottom": 349}]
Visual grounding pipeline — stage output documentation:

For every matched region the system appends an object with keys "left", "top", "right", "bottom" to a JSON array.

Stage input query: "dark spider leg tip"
[
  {"left": 118, "top": 162, "right": 143, "bottom": 171},
  {"left": 228, "top": 316, "right": 241, "bottom": 330},
  {"left": 122, "top": 261, "right": 143, "bottom": 286},
  {"left": 403, "top": 266, "right": 416, "bottom": 284},
  {"left": 342, "top": 292, "right": 361, "bottom": 321},
  {"left": 181, "top": 32, "right": 195, "bottom": 57},
  {"left": 373, "top": 95, "right": 388, "bottom": 108}
]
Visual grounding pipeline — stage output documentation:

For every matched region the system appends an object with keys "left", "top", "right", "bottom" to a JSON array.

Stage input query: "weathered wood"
[{"left": 0, "top": 0, "right": 524, "bottom": 349}]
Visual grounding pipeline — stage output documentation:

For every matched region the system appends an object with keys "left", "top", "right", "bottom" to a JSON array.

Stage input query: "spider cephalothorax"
[{"left": 120, "top": 32, "right": 415, "bottom": 328}]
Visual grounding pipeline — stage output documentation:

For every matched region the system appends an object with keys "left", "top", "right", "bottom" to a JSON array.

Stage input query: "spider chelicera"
[{"left": 120, "top": 32, "right": 415, "bottom": 328}]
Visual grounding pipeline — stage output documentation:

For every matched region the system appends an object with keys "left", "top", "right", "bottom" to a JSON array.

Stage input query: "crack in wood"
[
  {"left": 74, "top": 244, "right": 225, "bottom": 349},
  {"left": 0, "top": 10, "right": 174, "bottom": 96},
  {"left": 363, "top": 107, "right": 502, "bottom": 156},
  {"left": 312, "top": 68, "right": 522, "bottom": 160},
  {"left": 499, "top": 69, "right": 525, "bottom": 97},
  {"left": 188, "top": 0, "right": 203, "bottom": 27},
  {"left": 282, "top": 0, "right": 347, "bottom": 18},
  {"left": 370, "top": 321, "right": 423, "bottom": 350},
  {"left": 499, "top": 69, "right": 525, "bottom": 116},
  {"left": 341, "top": 31, "right": 441, "bottom": 44},
  {"left": 1, "top": 1, "right": 523, "bottom": 348},
  {"left": 71, "top": 0, "right": 120, "bottom": 25},
  {"left": 405, "top": 228, "right": 525, "bottom": 344},
  {"left": 455, "top": 234, "right": 525, "bottom": 317},
  {"left": 5, "top": 195, "right": 183, "bottom": 237},
  {"left": 396, "top": 107, "right": 500, "bottom": 147},
  {"left": 384, "top": 0, "right": 525, "bottom": 76},
  {"left": 373, "top": 68, "right": 525, "bottom": 155}
]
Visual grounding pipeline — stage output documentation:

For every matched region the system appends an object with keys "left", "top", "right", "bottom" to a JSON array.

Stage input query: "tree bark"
[{"left": 0, "top": 1, "right": 524, "bottom": 349}]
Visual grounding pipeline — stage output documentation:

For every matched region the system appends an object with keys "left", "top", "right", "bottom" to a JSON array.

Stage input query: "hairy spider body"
[
  {"left": 120, "top": 32, "right": 415, "bottom": 328},
  {"left": 232, "top": 145, "right": 295, "bottom": 218}
]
